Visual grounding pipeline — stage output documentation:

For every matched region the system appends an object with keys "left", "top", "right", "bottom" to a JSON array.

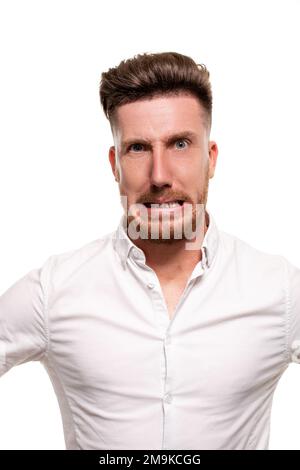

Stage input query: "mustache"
[{"left": 138, "top": 194, "right": 190, "bottom": 204}]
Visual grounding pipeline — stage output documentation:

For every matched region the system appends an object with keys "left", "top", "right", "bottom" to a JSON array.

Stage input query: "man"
[{"left": 0, "top": 52, "right": 300, "bottom": 450}]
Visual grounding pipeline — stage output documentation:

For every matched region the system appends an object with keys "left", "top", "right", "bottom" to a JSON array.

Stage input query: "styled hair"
[{"left": 99, "top": 51, "right": 212, "bottom": 133}]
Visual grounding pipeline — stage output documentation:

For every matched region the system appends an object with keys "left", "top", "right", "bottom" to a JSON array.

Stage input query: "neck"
[{"left": 128, "top": 211, "right": 209, "bottom": 283}]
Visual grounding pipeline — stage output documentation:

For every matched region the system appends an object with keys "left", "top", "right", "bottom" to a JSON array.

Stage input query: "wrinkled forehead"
[{"left": 112, "top": 94, "right": 208, "bottom": 146}]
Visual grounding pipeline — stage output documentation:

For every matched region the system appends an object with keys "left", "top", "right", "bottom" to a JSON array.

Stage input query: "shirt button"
[
  {"left": 164, "top": 393, "right": 173, "bottom": 404},
  {"left": 291, "top": 340, "right": 300, "bottom": 363},
  {"left": 147, "top": 282, "right": 155, "bottom": 289},
  {"left": 132, "top": 249, "right": 141, "bottom": 259}
]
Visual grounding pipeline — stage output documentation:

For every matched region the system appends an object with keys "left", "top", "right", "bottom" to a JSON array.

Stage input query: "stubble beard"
[{"left": 125, "top": 173, "right": 210, "bottom": 246}]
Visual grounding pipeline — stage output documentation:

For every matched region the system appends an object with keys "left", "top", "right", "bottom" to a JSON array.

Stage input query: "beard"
[{"left": 124, "top": 169, "right": 210, "bottom": 245}]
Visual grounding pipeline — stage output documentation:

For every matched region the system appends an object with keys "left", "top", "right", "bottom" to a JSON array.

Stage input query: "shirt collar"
[{"left": 112, "top": 207, "right": 219, "bottom": 272}]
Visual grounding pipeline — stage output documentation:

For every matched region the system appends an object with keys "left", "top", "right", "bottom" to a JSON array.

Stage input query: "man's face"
[{"left": 109, "top": 93, "right": 218, "bottom": 243}]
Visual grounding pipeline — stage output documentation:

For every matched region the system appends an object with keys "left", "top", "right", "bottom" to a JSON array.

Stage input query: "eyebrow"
[{"left": 121, "top": 130, "right": 198, "bottom": 152}]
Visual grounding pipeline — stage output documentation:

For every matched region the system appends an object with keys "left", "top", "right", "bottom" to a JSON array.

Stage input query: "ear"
[
  {"left": 108, "top": 146, "right": 120, "bottom": 182},
  {"left": 208, "top": 141, "right": 218, "bottom": 178}
]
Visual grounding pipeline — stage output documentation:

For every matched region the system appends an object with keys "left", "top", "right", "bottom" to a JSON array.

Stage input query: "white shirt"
[{"left": 1, "top": 208, "right": 300, "bottom": 450}]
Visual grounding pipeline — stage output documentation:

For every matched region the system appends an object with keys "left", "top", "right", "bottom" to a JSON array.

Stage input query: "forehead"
[{"left": 113, "top": 94, "right": 207, "bottom": 143}]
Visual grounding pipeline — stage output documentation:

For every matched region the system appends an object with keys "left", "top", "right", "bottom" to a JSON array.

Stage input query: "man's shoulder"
[
  {"left": 217, "top": 227, "right": 292, "bottom": 274},
  {"left": 43, "top": 229, "right": 116, "bottom": 285},
  {"left": 52, "top": 230, "right": 114, "bottom": 262}
]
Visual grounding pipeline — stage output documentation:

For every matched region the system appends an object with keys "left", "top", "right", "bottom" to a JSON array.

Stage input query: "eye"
[
  {"left": 174, "top": 139, "right": 189, "bottom": 149},
  {"left": 128, "top": 143, "right": 144, "bottom": 152}
]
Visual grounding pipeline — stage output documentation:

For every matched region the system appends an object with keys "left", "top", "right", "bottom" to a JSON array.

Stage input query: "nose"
[{"left": 149, "top": 144, "right": 172, "bottom": 190}]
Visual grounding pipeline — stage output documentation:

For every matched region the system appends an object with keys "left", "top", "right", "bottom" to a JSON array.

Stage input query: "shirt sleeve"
[
  {"left": 0, "top": 255, "right": 53, "bottom": 377},
  {"left": 284, "top": 257, "right": 300, "bottom": 364}
]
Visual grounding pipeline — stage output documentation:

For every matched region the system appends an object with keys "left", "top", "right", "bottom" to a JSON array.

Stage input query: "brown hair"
[{"left": 99, "top": 51, "right": 212, "bottom": 134}]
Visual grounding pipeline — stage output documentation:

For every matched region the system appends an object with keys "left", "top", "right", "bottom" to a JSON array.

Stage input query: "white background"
[{"left": 0, "top": 0, "right": 299, "bottom": 450}]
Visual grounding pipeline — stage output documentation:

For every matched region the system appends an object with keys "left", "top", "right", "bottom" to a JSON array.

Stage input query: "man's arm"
[
  {"left": 0, "top": 256, "right": 53, "bottom": 377},
  {"left": 284, "top": 257, "right": 300, "bottom": 364}
]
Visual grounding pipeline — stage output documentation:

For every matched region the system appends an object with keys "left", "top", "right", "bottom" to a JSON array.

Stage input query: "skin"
[{"left": 108, "top": 93, "right": 218, "bottom": 287}]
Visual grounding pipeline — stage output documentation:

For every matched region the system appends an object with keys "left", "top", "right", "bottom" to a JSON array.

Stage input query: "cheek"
[
  {"left": 176, "top": 160, "right": 203, "bottom": 182},
  {"left": 118, "top": 160, "right": 148, "bottom": 190}
]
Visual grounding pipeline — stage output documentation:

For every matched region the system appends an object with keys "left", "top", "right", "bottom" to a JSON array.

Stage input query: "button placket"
[
  {"left": 164, "top": 334, "right": 171, "bottom": 346},
  {"left": 161, "top": 330, "right": 174, "bottom": 450},
  {"left": 162, "top": 331, "right": 173, "bottom": 402}
]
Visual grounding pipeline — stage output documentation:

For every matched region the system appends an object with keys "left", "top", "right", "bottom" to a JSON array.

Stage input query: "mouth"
[{"left": 142, "top": 199, "right": 185, "bottom": 209}]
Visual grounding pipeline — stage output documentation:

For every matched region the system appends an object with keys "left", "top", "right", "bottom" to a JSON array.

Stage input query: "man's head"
[{"left": 99, "top": 52, "right": 218, "bottom": 244}]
